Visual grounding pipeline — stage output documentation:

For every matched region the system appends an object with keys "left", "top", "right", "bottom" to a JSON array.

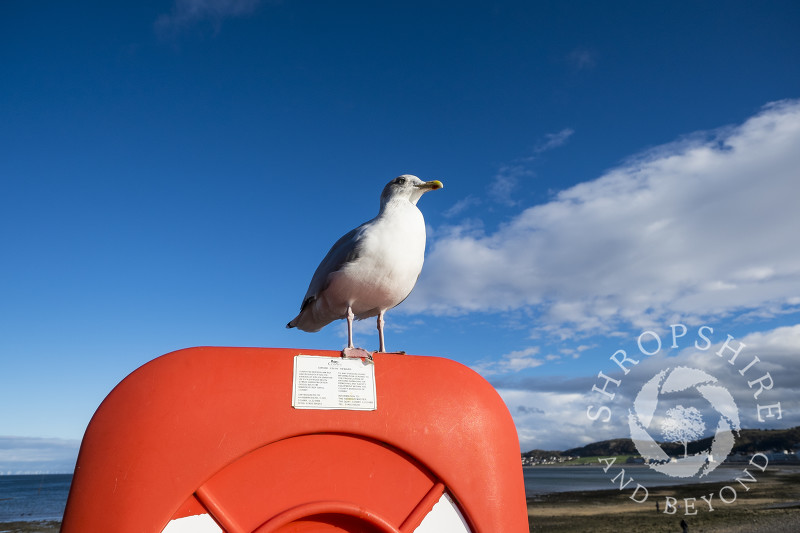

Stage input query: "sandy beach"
[
  {"left": 528, "top": 467, "right": 800, "bottom": 532},
  {"left": 0, "top": 521, "right": 60, "bottom": 533}
]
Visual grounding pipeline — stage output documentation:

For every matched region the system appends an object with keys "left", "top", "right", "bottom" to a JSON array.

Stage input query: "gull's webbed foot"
[{"left": 341, "top": 347, "right": 374, "bottom": 363}]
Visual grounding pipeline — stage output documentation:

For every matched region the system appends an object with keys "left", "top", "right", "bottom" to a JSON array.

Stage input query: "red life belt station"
[{"left": 62, "top": 347, "right": 528, "bottom": 532}]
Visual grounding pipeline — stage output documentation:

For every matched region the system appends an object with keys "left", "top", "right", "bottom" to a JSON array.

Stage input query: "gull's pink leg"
[
  {"left": 346, "top": 305, "right": 354, "bottom": 349},
  {"left": 377, "top": 311, "right": 405, "bottom": 355},
  {"left": 342, "top": 305, "right": 372, "bottom": 361},
  {"left": 377, "top": 311, "right": 386, "bottom": 353}
]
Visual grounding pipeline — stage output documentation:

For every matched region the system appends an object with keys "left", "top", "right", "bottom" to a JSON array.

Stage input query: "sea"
[
  {"left": 0, "top": 474, "right": 72, "bottom": 523},
  {"left": 523, "top": 463, "right": 747, "bottom": 496},
  {"left": 0, "top": 465, "right": 755, "bottom": 523}
]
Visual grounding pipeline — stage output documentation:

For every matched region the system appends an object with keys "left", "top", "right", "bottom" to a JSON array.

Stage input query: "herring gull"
[{"left": 287, "top": 174, "right": 443, "bottom": 357}]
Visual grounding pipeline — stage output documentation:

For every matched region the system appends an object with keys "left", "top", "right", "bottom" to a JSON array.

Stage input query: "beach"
[
  {"left": 0, "top": 521, "right": 60, "bottom": 533},
  {"left": 528, "top": 467, "right": 800, "bottom": 532}
]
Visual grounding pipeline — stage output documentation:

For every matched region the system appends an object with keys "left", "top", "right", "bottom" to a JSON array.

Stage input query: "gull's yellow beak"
[{"left": 419, "top": 180, "right": 443, "bottom": 191}]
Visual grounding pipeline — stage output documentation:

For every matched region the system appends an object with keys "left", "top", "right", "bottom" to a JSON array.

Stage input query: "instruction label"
[{"left": 292, "top": 355, "right": 377, "bottom": 410}]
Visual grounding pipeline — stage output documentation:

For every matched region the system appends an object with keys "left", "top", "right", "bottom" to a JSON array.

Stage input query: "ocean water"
[
  {"left": 0, "top": 466, "right": 758, "bottom": 523},
  {"left": 523, "top": 464, "right": 746, "bottom": 496},
  {"left": 0, "top": 474, "right": 72, "bottom": 522}
]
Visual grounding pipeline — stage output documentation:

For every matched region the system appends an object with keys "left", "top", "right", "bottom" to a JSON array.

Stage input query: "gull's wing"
[
  {"left": 301, "top": 222, "right": 369, "bottom": 305},
  {"left": 286, "top": 215, "right": 381, "bottom": 332},
  {"left": 285, "top": 222, "right": 371, "bottom": 331}
]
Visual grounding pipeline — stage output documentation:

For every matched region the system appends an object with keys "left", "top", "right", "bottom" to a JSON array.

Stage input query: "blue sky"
[{"left": 2, "top": 1, "right": 799, "bottom": 472}]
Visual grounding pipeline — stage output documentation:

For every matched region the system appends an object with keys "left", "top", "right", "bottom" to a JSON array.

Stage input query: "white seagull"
[{"left": 287, "top": 175, "right": 443, "bottom": 357}]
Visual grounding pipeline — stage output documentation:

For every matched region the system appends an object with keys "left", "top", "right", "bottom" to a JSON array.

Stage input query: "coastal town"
[{"left": 521, "top": 427, "right": 800, "bottom": 467}]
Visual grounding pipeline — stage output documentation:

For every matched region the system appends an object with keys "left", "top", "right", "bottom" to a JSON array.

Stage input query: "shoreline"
[
  {"left": 523, "top": 462, "right": 800, "bottom": 499},
  {"left": 528, "top": 468, "right": 800, "bottom": 532},
  {"left": 3, "top": 469, "right": 798, "bottom": 532},
  {"left": 0, "top": 520, "right": 60, "bottom": 533}
]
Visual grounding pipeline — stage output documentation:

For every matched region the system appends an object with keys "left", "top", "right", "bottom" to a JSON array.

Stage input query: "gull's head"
[{"left": 380, "top": 174, "right": 443, "bottom": 208}]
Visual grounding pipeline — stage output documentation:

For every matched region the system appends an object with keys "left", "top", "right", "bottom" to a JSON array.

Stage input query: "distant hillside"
[
  {"left": 727, "top": 427, "right": 800, "bottom": 453},
  {"left": 564, "top": 438, "right": 637, "bottom": 458},
  {"left": 523, "top": 426, "right": 800, "bottom": 459}
]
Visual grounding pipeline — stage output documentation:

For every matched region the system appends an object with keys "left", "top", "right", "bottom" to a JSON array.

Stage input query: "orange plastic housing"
[{"left": 61, "top": 347, "right": 528, "bottom": 532}]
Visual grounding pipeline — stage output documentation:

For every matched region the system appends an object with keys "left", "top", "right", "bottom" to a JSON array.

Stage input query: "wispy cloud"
[
  {"left": 487, "top": 163, "right": 534, "bottom": 206},
  {"left": 0, "top": 436, "right": 79, "bottom": 474},
  {"left": 471, "top": 347, "right": 545, "bottom": 376},
  {"left": 567, "top": 47, "right": 598, "bottom": 71},
  {"left": 486, "top": 128, "right": 575, "bottom": 206},
  {"left": 406, "top": 99, "right": 800, "bottom": 338},
  {"left": 534, "top": 128, "right": 574, "bottom": 153},
  {"left": 155, "top": 0, "right": 264, "bottom": 35},
  {"left": 442, "top": 195, "right": 482, "bottom": 218}
]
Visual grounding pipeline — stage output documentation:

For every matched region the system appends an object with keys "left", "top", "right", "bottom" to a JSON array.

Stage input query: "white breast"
[{"left": 324, "top": 202, "right": 426, "bottom": 319}]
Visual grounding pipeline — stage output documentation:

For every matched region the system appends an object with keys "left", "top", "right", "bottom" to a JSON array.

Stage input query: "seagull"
[{"left": 287, "top": 175, "right": 443, "bottom": 357}]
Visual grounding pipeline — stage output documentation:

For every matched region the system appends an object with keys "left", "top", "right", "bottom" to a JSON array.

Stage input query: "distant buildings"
[
  {"left": 521, "top": 447, "right": 800, "bottom": 466},
  {"left": 520, "top": 454, "right": 576, "bottom": 466},
  {"left": 726, "top": 449, "right": 800, "bottom": 463}
]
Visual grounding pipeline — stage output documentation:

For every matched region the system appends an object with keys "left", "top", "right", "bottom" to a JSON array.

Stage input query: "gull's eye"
[{"left": 395, "top": 177, "right": 406, "bottom": 185}]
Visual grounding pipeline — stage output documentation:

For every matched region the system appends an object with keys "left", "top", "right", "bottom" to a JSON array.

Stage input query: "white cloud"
[
  {"left": 407, "top": 100, "right": 800, "bottom": 336},
  {"left": 534, "top": 128, "right": 574, "bottom": 153},
  {"left": 471, "top": 347, "right": 544, "bottom": 376},
  {"left": 0, "top": 436, "right": 79, "bottom": 474},
  {"left": 608, "top": 324, "right": 800, "bottom": 441},
  {"left": 498, "top": 323, "right": 800, "bottom": 451},
  {"left": 678, "top": 325, "right": 800, "bottom": 428},
  {"left": 156, "top": 0, "right": 263, "bottom": 34},
  {"left": 499, "top": 389, "right": 605, "bottom": 450}
]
